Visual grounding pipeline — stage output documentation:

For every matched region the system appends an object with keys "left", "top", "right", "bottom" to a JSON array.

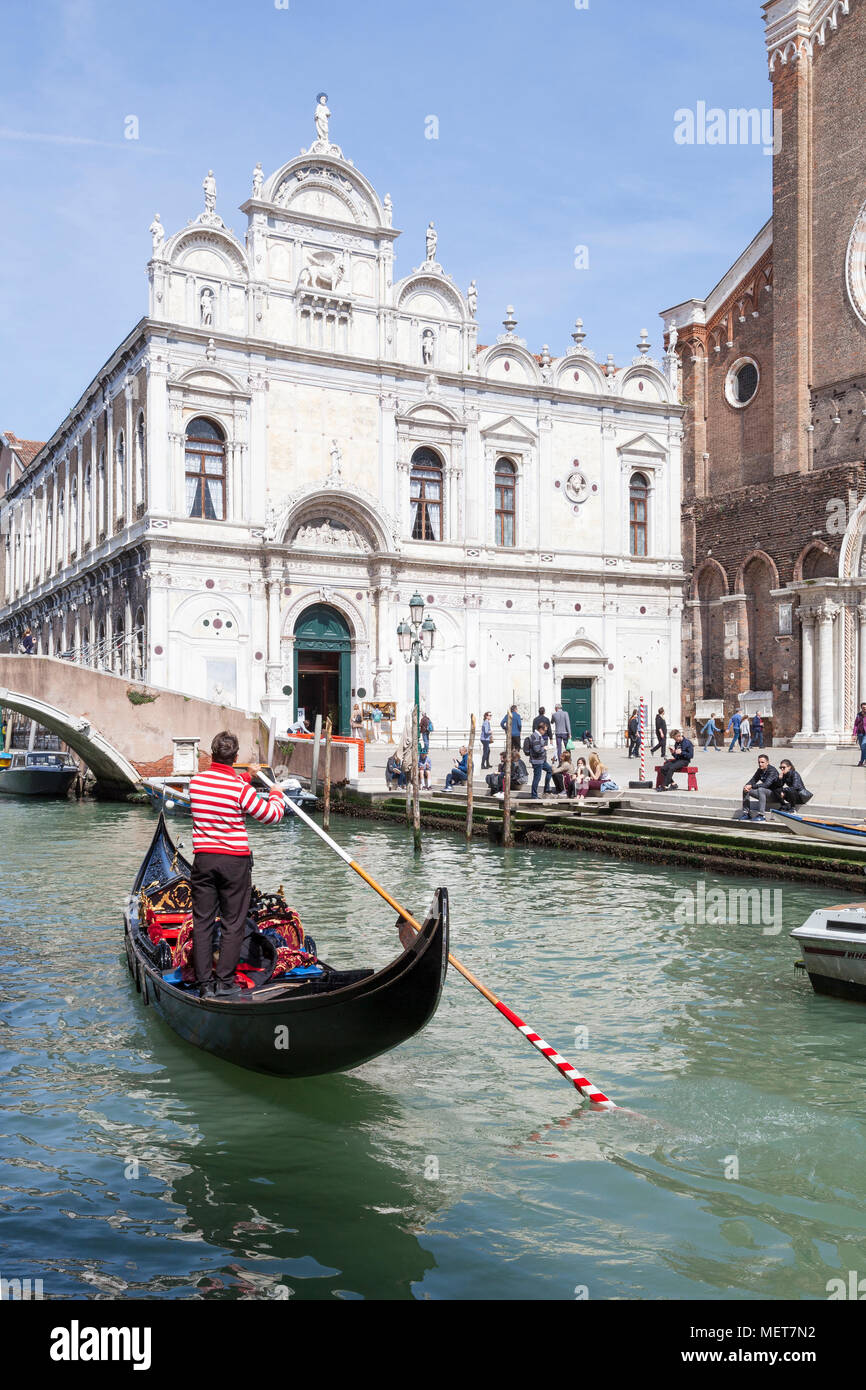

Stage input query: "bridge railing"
[{"left": 55, "top": 625, "right": 147, "bottom": 681}]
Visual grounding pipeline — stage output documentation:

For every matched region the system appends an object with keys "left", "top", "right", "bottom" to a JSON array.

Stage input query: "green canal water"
[{"left": 2, "top": 798, "right": 866, "bottom": 1301}]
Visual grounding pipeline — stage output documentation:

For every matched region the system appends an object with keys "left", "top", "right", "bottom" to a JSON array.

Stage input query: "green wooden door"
[
  {"left": 292, "top": 604, "right": 351, "bottom": 733},
  {"left": 561, "top": 678, "right": 593, "bottom": 739}
]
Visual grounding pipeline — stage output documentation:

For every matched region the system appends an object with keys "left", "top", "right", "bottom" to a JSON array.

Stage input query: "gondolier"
[{"left": 189, "top": 730, "right": 285, "bottom": 999}]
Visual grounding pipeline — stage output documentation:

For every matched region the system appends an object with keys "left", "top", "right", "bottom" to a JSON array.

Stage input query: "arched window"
[
  {"left": 57, "top": 489, "right": 65, "bottom": 565},
  {"left": 70, "top": 475, "right": 78, "bottom": 550},
  {"left": 83, "top": 464, "right": 92, "bottom": 545},
  {"left": 97, "top": 621, "right": 106, "bottom": 668},
  {"left": 409, "top": 447, "right": 443, "bottom": 541},
  {"left": 113, "top": 612, "right": 125, "bottom": 674},
  {"left": 134, "top": 606, "right": 146, "bottom": 680},
  {"left": 135, "top": 412, "right": 146, "bottom": 507},
  {"left": 45, "top": 503, "right": 53, "bottom": 575},
  {"left": 185, "top": 417, "right": 226, "bottom": 520},
  {"left": 494, "top": 457, "right": 517, "bottom": 547},
  {"left": 115, "top": 431, "right": 125, "bottom": 520},
  {"left": 98, "top": 449, "right": 106, "bottom": 535},
  {"left": 629, "top": 473, "right": 649, "bottom": 557}
]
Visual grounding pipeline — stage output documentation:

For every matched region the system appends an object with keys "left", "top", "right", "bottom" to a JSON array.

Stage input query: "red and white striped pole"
[{"left": 639, "top": 698, "right": 648, "bottom": 783}]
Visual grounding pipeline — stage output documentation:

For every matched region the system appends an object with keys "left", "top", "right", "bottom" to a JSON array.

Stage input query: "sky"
[{"left": 0, "top": 0, "right": 773, "bottom": 442}]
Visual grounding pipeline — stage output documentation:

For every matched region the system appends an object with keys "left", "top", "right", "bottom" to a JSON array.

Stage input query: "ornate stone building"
[
  {"left": 663, "top": 0, "right": 866, "bottom": 744},
  {"left": 1, "top": 103, "right": 684, "bottom": 741}
]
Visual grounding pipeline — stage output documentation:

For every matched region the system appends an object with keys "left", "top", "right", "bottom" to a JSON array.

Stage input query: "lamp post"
[{"left": 397, "top": 592, "right": 436, "bottom": 751}]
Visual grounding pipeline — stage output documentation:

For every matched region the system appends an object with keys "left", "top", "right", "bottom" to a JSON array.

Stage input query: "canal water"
[{"left": 2, "top": 798, "right": 866, "bottom": 1301}]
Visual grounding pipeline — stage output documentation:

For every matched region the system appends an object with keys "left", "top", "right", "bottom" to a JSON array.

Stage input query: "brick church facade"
[{"left": 662, "top": 0, "right": 866, "bottom": 745}]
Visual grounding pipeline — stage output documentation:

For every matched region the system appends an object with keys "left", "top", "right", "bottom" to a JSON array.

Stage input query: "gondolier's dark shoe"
[
  {"left": 212, "top": 980, "right": 243, "bottom": 1000},
  {"left": 198, "top": 980, "right": 215, "bottom": 999}
]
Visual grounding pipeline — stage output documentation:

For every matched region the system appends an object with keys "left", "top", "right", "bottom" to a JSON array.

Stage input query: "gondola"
[{"left": 123, "top": 814, "right": 449, "bottom": 1077}]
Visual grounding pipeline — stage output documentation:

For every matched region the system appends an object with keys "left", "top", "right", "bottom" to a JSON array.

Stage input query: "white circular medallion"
[{"left": 565, "top": 470, "right": 588, "bottom": 505}]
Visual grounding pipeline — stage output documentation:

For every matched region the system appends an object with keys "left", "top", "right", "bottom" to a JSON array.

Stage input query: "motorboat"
[
  {"left": 791, "top": 903, "right": 866, "bottom": 1001},
  {"left": 142, "top": 763, "right": 317, "bottom": 815},
  {"left": 0, "top": 749, "right": 78, "bottom": 798},
  {"left": 772, "top": 809, "right": 866, "bottom": 848}
]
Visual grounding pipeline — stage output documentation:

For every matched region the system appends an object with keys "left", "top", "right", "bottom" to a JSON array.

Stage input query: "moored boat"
[
  {"left": 0, "top": 749, "right": 78, "bottom": 797},
  {"left": 142, "top": 763, "right": 317, "bottom": 816},
  {"left": 772, "top": 809, "right": 866, "bottom": 847},
  {"left": 791, "top": 903, "right": 866, "bottom": 1001},
  {"left": 124, "top": 814, "right": 449, "bottom": 1076}
]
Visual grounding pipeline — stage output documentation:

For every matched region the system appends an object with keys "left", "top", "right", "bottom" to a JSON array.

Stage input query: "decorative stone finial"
[
  {"left": 605, "top": 353, "right": 616, "bottom": 376},
  {"left": 503, "top": 305, "right": 518, "bottom": 334},
  {"left": 540, "top": 344, "right": 551, "bottom": 367},
  {"left": 572, "top": 317, "right": 586, "bottom": 347},
  {"left": 637, "top": 328, "right": 650, "bottom": 356}
]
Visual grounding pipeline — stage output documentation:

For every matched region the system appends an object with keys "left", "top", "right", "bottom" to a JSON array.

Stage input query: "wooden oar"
[{"left": 259, "top": 773, "right": 618, "bottom": 1109}]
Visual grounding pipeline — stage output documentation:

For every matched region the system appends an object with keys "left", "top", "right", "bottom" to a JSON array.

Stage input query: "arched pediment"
[
  {"left": 396, "top": 272, "right": 467, "bottom": 320},
  {"left": 402, "top": 401, "right": 463, "bottom": 426},
  {"left": 616, "top": 365, "right": 674, "bottom": 403},
  {"left": 478, "top": 344, "right": 541, "bottom": 386},
  {"left": 554, "top": 636, "right": 607, "bottom": 663},
  {"left": 166, "top": 224, "right": 248, "bottom": 278},
  {"left": 554, "top": 355, "right": 607, "bottom": 394},
  {"left": 276, "top": 487, "right": 396, "bottom": 553},
  {"left": 176, "top": 366, "right": 248, "bottom": 395},
  {"left": 263, "top": 155, "right": 385, "bottom": 228}
]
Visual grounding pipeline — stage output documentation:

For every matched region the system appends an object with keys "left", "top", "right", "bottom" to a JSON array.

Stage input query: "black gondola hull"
[{"left": 124, "top": 815, "right": 448, "bottom": 1077}]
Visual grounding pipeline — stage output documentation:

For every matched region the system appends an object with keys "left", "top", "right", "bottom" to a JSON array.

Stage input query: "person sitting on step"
[
  {"left": 740, "top": 754, "right": 780, "bottom": 821},
  {"left": 444, "top": 746, "right": 469, "bottom": 790}
]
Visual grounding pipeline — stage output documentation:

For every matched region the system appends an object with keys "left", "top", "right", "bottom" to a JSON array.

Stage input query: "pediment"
[
  {"left": 617, "top": 431, "right": 667, "bottom": 458},
  {"left": 481, "top": 414, "right": 537, "bottom": 443}
]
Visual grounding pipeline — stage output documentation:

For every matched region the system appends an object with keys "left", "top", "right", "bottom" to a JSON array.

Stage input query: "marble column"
[
  {"left": 858, "top": 603, "right": 866, "bottom": 709},
  {"left": 816, "top": 603, "right": 838, "bottom": 735},
  {"left": 798, "top": 611, "right": 815, "bottom": 736}
]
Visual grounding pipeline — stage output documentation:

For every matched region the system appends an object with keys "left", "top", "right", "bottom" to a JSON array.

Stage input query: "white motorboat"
[
  {"left": 772, "top": 809, "right": 866, "bottom": 848},
  {"left": 791, "top": 904, "right": 866, "bottom": 1001}
]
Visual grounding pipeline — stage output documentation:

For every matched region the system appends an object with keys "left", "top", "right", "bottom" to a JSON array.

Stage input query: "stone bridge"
[{"left": 0, "top": 655, "right": 268, "bottom": 796}]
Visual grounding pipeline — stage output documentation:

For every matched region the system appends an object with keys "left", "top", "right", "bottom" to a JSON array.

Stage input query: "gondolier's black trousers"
[{"left": 192, "top": 853, "right": 253, "bottom": 986}]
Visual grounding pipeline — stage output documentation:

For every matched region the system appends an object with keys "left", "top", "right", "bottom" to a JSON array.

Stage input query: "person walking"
[
  {"left": 527, "top": 726, "right": 554, "bottom": 799},
  {"left": 480, "top": 711, "right": 493, "bottom": 769},
  {"left": 501, "top": 704, "right": 522, "bottom": 751},
  {"left": 419, "top": 711, "right": 433, "bottom": 755},
  {"left": 750, "top": 713, "right": 764, "bottom": 749},
  {"left": 371, "top": 705, "right": 383, "bottom": 741},
  {"left": 627, "top": 709, "right": 640, "bottom": 758},
  {"left": 651, "top": 707, "right": 667, "bottom": 758},
  {"left": 853, "top": 702, "right": 866, "bottom": 766},
  {"left": 551, "top": 703, "right": 572, "bottom": 760},
  {"left": 20, "top": 627, "right": 34, "bottom": 654},
  {"left": 188, "top": 730, "right": 285, "bottom": 1000},
  {"left": 740, "top": 754, "right": 780, "bottom": 822},
  {"left": 444, "top": 746, "right": 469, "bottom": 790},
  {"left": 657, "top": 729, "right": 694, "bottom": 790},
  {"left": 726, "top": 708, "right": 746, "bottom": 751},
  {"left": 700, "top": 714, "right": 720, "bottom": 750}
]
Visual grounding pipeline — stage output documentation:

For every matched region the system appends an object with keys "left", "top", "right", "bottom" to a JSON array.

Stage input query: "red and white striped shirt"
[{"left": 189, "top": 762, "right": 285, "bottom": 856}]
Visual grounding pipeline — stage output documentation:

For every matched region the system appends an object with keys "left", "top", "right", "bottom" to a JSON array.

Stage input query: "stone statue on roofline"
[
  {"left": 149, "top": 214, "right": 165, "bottom": 256},
  {"left": 315, "top": 93, "right": 331, "bottom": 143},
  {"left": 252, "top": 162, "right": 264, "bottom": 198},
  {"left": 426, "top": 221, "right": 438, "bottom": 264},
  {"left": 467, "top": 279, "right": 477, "bottom": 318},
  {"left": 203, "top": 170, "right": 217, "bottom": 213}
]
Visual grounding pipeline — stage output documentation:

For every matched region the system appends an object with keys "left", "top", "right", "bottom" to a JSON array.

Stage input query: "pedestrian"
[
  {"left": 480, "top": 711, "right": 492, "bottom": 769},
  {"left": 626, "top": 709, "right": 639, "bottom": 757},
  {"left": 777, "top": 759, "right": 812, "bottom": 810},
  {"left": 501, "top": 704, "right": 522, "bottom": 751},
  {"left": 740, "top": 753, "right": 780, "bottom": 822},
  {"left": 526, "top": 726, "right": 554, "bottom": 798},
  {"left": 20, "top": 627, "right": 34, "bottom": 654},
  {"left": 351, "top": 702, "right": 364, "bottom": 739},
  {"left": 551, "top": 703, "right": 572, "bottom": 760},
  {"left": 651, "top": 706, "right": 667, "bottom": 757},
  {"left": 750, "top": 713, "right": 763, "bottom": 749},
  {"left": 188, "top": 730, "right": 285, "bottom": 1000},
  {"left": 657, "top": 729, "right": 694, "bottom": 790},
  {"left": 700, "top": 714, "right": 720, "bottom": 750},
  {"left": 444, "top": 745, "right": 469, "bottom": 790},
  {"left": 532, "top": 706, "right": 552, "bottom": 746},
  {"left": 726, "top": 708, "right": 746, "bottom": 751},
  {"left": 419, "top": 711, "right": 433, "bottom": 754},
  {"left": 419, "top": 750, "right": 432, "bottom": 790},
  {"left": 371, "top": 705, "right": 383, "bottom": 741},
  {"left": 741, "top": 717, "right": 752, "bottom": 752},
  {"left": 853, "top": 702, "right": 866, "bottom": 766}
]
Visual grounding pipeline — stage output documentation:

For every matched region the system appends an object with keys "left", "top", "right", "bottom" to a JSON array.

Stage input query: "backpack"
[{"left": 522, "top": 736, "right": 532, "bottom": 756}]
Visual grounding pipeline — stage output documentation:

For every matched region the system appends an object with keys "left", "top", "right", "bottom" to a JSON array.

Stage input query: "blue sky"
[{"left": 1, "top": 0, "right": 772, "bottom": 441}]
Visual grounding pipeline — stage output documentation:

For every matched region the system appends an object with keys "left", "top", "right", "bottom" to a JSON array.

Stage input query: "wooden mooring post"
[
  {"left": 503, "top": 710, "right": 514, "bottom": 847},
  {"left": 466, "top": 713, "right": 476, "bottom": 841},
  {"left": 322, "top": 717, "right": 333, "bottom": 830},
  {"left": 310, "top": 713, "right": 323, "bottom": 797}
]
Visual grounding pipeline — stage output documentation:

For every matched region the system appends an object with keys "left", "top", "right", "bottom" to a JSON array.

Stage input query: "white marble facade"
[{"left": 1, "top": 103, "right": 685, "bottom": 743}]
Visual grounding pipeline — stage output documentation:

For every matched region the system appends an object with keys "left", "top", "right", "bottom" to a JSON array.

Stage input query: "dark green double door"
[
  {"left": 293, "top": 604, "right": 351, "bottom": 734},
  {"left": 561, "top": 678, "right": 593, "bottom": 740}
]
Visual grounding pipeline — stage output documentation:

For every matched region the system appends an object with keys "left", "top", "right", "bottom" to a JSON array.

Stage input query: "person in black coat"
[
  {"left": 651, "top": 707, "right": 667, "bottom": 757},
  {"left": 741, "top": 755, "right": 780, "bottom": 821},
  {"left": 627, "top": 710, "right": 640, "bottom": 757},
  {"left": 777, "top": 759, "right": 811, "bottom": 810},
  {"left": 658, "top": 730, "right": 694, "bottom": 789}
]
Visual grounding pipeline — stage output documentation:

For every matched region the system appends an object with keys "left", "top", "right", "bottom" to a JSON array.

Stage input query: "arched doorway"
[{"left": 293, "top": 604, "right": 351, "bottom": 734}]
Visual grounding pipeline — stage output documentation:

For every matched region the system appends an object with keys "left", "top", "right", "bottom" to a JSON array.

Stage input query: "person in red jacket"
[{"left": 188, "top": 730, "right": 285, "bottom": 999}]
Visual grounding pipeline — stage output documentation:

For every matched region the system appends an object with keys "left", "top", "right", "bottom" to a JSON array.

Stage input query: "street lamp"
[{"left": 397, "top": 593, "right": 436, "bottom": 750}]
